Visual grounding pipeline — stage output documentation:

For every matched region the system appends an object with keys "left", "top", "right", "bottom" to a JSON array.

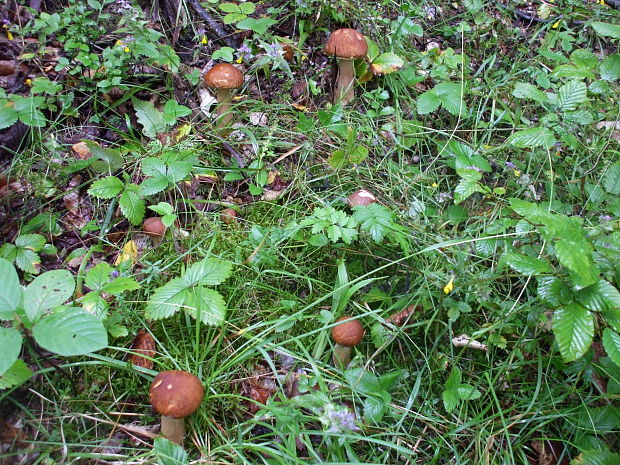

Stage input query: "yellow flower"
[
  {"left": 201, "top": 35, "right": 207, "bottom": 45},
  {"left": 236, "top": 55, "right": 243, "bottom": 64},
  {"left": 552, "top": 21, "right": 561, "bottom": 28},
  {"left": 25, "top": 78, "right": 32, "bottom": 86},
  {"left": 431, "top": 182, "right": 438, "bottom": 188},
  {"left": 124, "top": 46, "right": 130, "bottom": 53},
  {"left": 116, "top": 39, "right": 123, "bottom": 46},
  {"left": 514, "top": 169, "right": 521, "bottom": 177},
  {"left": 443, "top": 276, "right": 454, "bottom": 295},
  {"left": 7, "top": 30, "right": 13, "bottom": 40}
]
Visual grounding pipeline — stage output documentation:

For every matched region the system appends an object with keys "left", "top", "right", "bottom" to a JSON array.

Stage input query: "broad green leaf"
[
  {"left": 371, "top": 52, "right": 405, "bottom": 75},
  {"left": 557, "top": 81, "right": 587, "bottom": 112},
  {"left": 454, "top": 179, "right": 483, "bottom": 204},
  {"left": 603, "top": 329, "right": 620, "bottom": 369},
  {"left": 153, "top": 437, "right": 189, "bottom": 465},
  {"left": 591, "top": 22, "right": 620, "bottom": 40},
  {"left": 85, "top": 262, "right": 114, "bottom": 291},
  {"left": 0, "top": 107, "right": 19, "bottom": 130},
  {"left": 576, "top": 280, "right": 620, "bottom": 312},
  {"left": 445, "top": 366, "right": 461, "bottom": 390},
  {"left": 15, "top": 234, "right": 45, "bottom": 251},
  {"left": 15, "top": 248, "right": 41, "bottom": 274},
  {"left": 570, "top": 49, "right": 599, "bottom": 70},
  {"left": 602, "top": 161, "right": 620, "bottom": 195},
  {"left": 417, "top": 90, "right": 440, "bottom": 114},
  {"left": 537, "top": 276, "right": 571, "bottom": 307},
  {"left": 364, "top": 396, "right": 387, "bottom": 424},
  {"left": 512, "top": 82, "right": 548, "bottom": 103},
  {"left": 0, "top": 327, "right": 22, "bottom": 375},
  {"left": 600, "top": 54, "right": 620, "bottom": 82},
  {"left": 102, "top": 277, "right": 140, "bottom": 294},
  {"left": 223, "top": 12, "right": 246, "bottom": 24},
  {"left": 185, "top": 287, "right": 227, "bottom": 325},
  {"left": 435, "top": 82, "right": 466, "bottom": 116},
  {"left": 219, "top": 2, "right": 241, "bottom": 13},
  {"left": 507, "top": 126, "right": 556, "bottom": 149},
  {"left": 603, "top": 308, "right": 620, "bottom": 333},
  {"left": 344, "top": 367, "right": 381, "bottom": 394},
  {"left": 79, "top": 291, "right": 108, "bottom": 319},
  {"left": 236, "top": 17, "right": 277, "bottom": 34},
  {"left": 23, "top": 270, "right": 75, "bottom": 322},
  {"left": 442, "top": 388, "right": 460, "bottom": 413},
  {"left": 133, "top": 98, "right": 167, "bottom": 138},
  {"left": 504, "top": 253, "right": 553, "bottom": 276},
  {"left": 0, "top": 359, "right": 32, "bottom": 390},
  {"left": 139, "top": 176, "right": 168, "bottom": 196},
  {"left": 571, "top": 449, "right": 620, "bottom": 465},
  {"left": 162, "top": 99, "right": 192, "bottom": 125},
  {"left": 555, "top": 239, "right": 599, "bottom": 290},
  {"left": 553, "top": 303, "right": 594, "bottom": 361},
  {"left": 149, "top": 202, "right": 174, "bottom": 216},
  {"left": 33, "top": 307, "right": 108, "bottom": 356},
  {"left": 457, "top": 384, "right": 481, "bottom": 400},
  {"left": 88, "top": 176, "right": 124, "bottom": 199},
  {"left": 0, "top": 258, "right": 21, "bottom": 319},
  {"left": 86, "top": 142, "right": 124, "bottom": 173},
  {"left": 145, "top": 277, "right": 188, "bottom": 319},
  {"left": 183, "top": 258, "right": 233, "bottom": 287},
  {"left": 119, "top": 188, "right": 146, "bottom": 226}
]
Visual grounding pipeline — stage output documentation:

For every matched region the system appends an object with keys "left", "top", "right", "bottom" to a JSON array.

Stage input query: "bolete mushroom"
[
  {"left": 149, "top": 370, "right": 204, "bottom": 446},
  {"left": 220, "top": 208, "right": 238, "bottom": 225},
  {"left": 331, "top": 315, "right": 364, "bottom": 368},
  {"left": 347, "top": 189, "right": 377, "bottom": 208},
  {"left": 143, "top": 217, "right": 167, "bottom": 237},
  {"left": 325, "top": 28, "right": 368, "bottom": 105},
  {"left": 203, "top": 63, "right": 244, "bottom": 128}
]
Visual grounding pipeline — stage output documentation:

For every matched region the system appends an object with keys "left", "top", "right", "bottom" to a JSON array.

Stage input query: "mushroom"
[
  {"left": 143, "top": 217, "right": 167, "bottom": 237},
  {"left": 149, "top": 370, "right": 204, "bottom": 446},
  {"left": 203, "top": 63, "right": 244, "bottom": 128},
  {"left": 325, "top": 28, "right": 368, "bottom": 105},
  {"left": 331, "top": 315, "right": 364, "bottom": 368},
  {"left": 220, "top": 208, "right": 238, "bottom": 225},
  {"left": 347, "top": 189, "right": 377, "bottom": 208}
]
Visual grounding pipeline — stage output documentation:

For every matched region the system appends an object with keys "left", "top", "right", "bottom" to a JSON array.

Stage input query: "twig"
[
  {"left": 186, "top": 0, "right": 238, "bottom": 48},
  {"left": 222, "top": 142, "right": 246, "bottom": 168}
]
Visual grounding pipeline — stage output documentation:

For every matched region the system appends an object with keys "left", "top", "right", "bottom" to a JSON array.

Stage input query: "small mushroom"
[
  {"left": 331, "top": 315, "right": 364, "bottom": 368},
  {"left": 149, "top": 370, "right": 204, "bottom": 446},
  {"left": 203, "top": 63, "right": 244, "bottom": 128},
  {"left": 325, "top": 28, "right": 368, "bottom": 105},
  {"left": 220, "top": 208, "right": 238, "bottom": 225},
  {"left": 347, "top": 189, "right": 377, "bottom": 208},
  {"left": 143, "top": 217, "right": 167, "bottom": 237}
]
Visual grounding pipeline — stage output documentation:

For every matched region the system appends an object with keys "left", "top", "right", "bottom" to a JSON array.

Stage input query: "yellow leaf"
[
  {"left": 201, "top": 35, "right": 207, "bottom": 45},
  {"left": 291, "top": 103, "right": 307, "bottom": 111},
  {"left": 443, "top": 276, "right": 454, "bottom": 295},
  {"left": 115, "top": 240, "right": 138, "bottom": 267}
]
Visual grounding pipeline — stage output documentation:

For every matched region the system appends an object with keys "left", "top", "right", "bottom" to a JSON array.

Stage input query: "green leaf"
[
  {"left": 119, "top": 188, "right": 146, "bottom": 226},
  {"left": 139, "top": 176, "right": 168, "bottom": 196},
  {"left": 145, "top": 277, "right": 188, "bottom": 320},
  {"left": 371, "top": 52, "right": 405, "bottom": 75},
  {"left": 0, "top": 258, "right": 21, "bottom": 319},
  {"left": 344, "top": 367, "right": 381, "bottom": 394},
  {"left": 454, "top": 179, "right": 483, "bottom": 204},
  {"left": 0, "top": 107, "right": 19, "bottom": 130},
  {"left": 79, "top": 292, "right": 108, "bottom": 319},
  {"left": 445, "top": 366, "right": 462, "bottom": 390},
  {"left": 457, "top": 384, "right": 481, "bottom": 400},
  {"left": 153, "top": 437, "right": 189, "bottom": 465},
  {"left": 162, "top": 99, "right": 192, "bottom": 125},
  {"left": 223, "top": 12, "right": 246, "bottom": 24},
  {"left": 600, "top": 54, "right": 620, "bottom": 82},
  {"left": 15, "top": 234, "right": 45, "bottom": 251},
  {"left": 0, "top": 359, "right": 32, "bottom": 390},
  {"left": 352, "top": 203, "right": 398, "bottom": 242},
  {"left": 149, "top": 202, "right": 174, "bottom": 216},
  {"left": 442, "top": 388, "right": 460, "bottom": 413},
  {"left": 555, "top": 239, "right": 599, "bottom": 290},
  {"left": 0, "top": 327, "right": 22, "bottom": 376},
  {"left": 133, "top": 98, "right": 167, "bottom": 138},
  {"left": 183, "top": 258, "right": 233, "bottom": 287},
  {"left": 236, "top": 17, "right": 277, "bottom": 34},
  {"left": 32, "top": 307, "right": 108, "bottom": 356},
  {"left": 602, "top": 162, "right": 620, "bottom": 195},
  {"left": 238, "top": 2, "right": 255, "bottom": 14},
  {"left": 102, "top": 277, "right": 140, "bottom": 294},
  {"left": 416, "top": 90, "right": 441, "bottom": 114},
  {"left": 603, "top": 329, "right": 620, "bottom": 369},
  {"left": 591, "top": 22, "right": 620, "bottom": 40},
  {"left": 504, "top": 253, "right": 553, "bottom": 275},
  {"left": 557, "top": 81, "right": 587, "bottom": 112},
  {"left": 435, "top": 82, "right": 466, "bottom": 116},
  {"left": 576, "top": 280, "right": 620, "bottom": 312},
  {"left": 507, "top": 126, "right": 556, "bottom": 149},
  {"left": 219, "top": 2, "right": 241, "bottom": 12},
  {"left": 15, "top": 248, "right": 41, "bottom": 274},
  {"left": 363, "top": 396, "right": 387, "bottom": 424},
  {"left": 512, "top": 82, "right": 548, "bottom": 103},
  {"left": 553, "top": 303, "right": 594, "bottom": 361},
  {"left": 88, "top": 176, "right": 124, "bottom": 199},
  {"left": 86, "top": 142, "right": 124, "bottom": 173},
  {"left": 603, "top": 308, "right": 620, "bottom": 333},
  {"left": 185, "top": 287, "right": 227, "bottom": 325},
  {"left": 537, "top": 277, "right": 571, "bottom": 307},
  {"left": 85, "top": 262, "right": 114, "bottom": 291},
  {"left": 23, "top": 270, "right": 75, "bottom": 322}
]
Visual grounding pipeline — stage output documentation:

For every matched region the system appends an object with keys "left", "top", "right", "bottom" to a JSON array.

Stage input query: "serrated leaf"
[
  {"left": 119, "top": 189, "right": 145, "bottom": 226},
  {"left": 371, "top": 52, "right": 404, "bottom": 75},
  {"left": 555, "top": 239, "right": 599, "bottom": 290},
  {"left": 153, "top": 437, "right": 189, "bottom": 465},
  {"left": 576, "top": 280, "right": 620, "bottom": 312},
  {"left": 457, "top": 384, "right": 481, "bottom": 400},
  {"left": 417, "top": 90, "right": 441, "bottom": 114},
  {"left": 219, "top": 2, "right": 241, "bottom": 13},
  {"left": 504, "top": 253, "right": 553, "bottom": 275},
  {"left": 15, "top": 234, "right": 45, "bottom": 251},
  {"left": 32, "top": 307, "right": 108, "bottom": 356},
  {"left": 512, "top": 82, "right": 548, "bottom": 103},
  {"left": 443, "top": 389, "right": 460, "bottom": 413},
  {"left": 23, "top": 270, "right": 75, "bottom": 322},
  {"left": 0, "top": 359, "right": 32, "bottom": 390},
  {"left": 133, "top": 98, "right": 167, "bottom": 138},
  {"left": 591, "top": 22, "right": 620, "bottom": 40},
  {"left": 79, "top": 292, "right": 108, "bottom": 319},
  {"left": 0, "top": 258, "right": 21, "bottom": 319},
  {"left": 102, "top": 277, "right": 140, "bottom": 294},
  {"left": 603, "top": 329, "right": 620, "bottom": 369},
  {"left": 344, "top": 367, "right": 381, "bottom": 394},
  {"left": 602, "top": 162, "right": 620, "bottom": 195},
  {"left": 183, "top": 258, "right": 233, "bottom": 286},
  {"left": 0, "top": 327, "right": 22, "bottom": 376},
  {"left": 553, "top": 303, "right": 594, "bottom": 361},
  {"left": 364, "top": 396, "right": 387, "bottom": 424},
  {"left": 145, "top": 278, "right": 188, "bottom": 319},
  {"left": 85, "top": 262, "right": 114, "bottom": 291},
  {"left": 454, "top": 179, "right": 483, "bottom": 203},
  {"left": 600, "top": 54, "right": 620, "bottom": 82},
  {"left": 236, "top": 17, "right": 277, "bottom": 34},
  {"left": 537, "top": 276, "right": 571, "bottom": 307},
  {"left": 558, "top": 81, "right": 587, "bottom": 112},
  {"left": 435, "top": 82, "right": 466, "bottom": 116},
  {"left": 15, "top": 248, "right": 41, "bottom": 274},
  {"left": 0, "top": 107, "right": 19, "bottom": 130},
  {"left": 507, "top": 126, "right": 556, "bottom": 149},
  {"left": 185, "top": 287, "right": 227, "bottom": 325},
  {"left": 88, "top": 176, "right": 124, "bottom": 199}
]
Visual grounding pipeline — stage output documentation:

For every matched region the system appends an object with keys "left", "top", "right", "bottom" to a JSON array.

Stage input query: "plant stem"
[
  {"left": 160, "top": 415, "right": 185, "bottom": 446},
  {"left": 215, "top": 88, "right": 234, "bottom": 128}
]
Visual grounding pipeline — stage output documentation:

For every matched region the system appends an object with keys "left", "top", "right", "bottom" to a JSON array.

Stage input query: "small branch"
[
  {"left": 186, "top": 0, "right": 238, "bottom": 48},
  {"left": 221, "top": 142, "right": 246, "bottom": 168}
]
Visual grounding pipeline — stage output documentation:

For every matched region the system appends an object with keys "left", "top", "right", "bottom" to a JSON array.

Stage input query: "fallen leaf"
[
  {"left": 114, "top": 240, "right": 138, "bottom": 266},
  {"left": 128, "top": 329, "right": 156, "bottom": 370}
]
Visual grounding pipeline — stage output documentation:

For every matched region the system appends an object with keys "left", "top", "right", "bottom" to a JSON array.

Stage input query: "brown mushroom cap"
[
  {"left": 347, "top": 189, "right": 377, "bottom": 207},
  {"left": 150, "top": 370, "right": 204, "bottom": 419},
  {"left": 203, "top": 63, "right": 244, "bottom": 89},
  {"left": 331, "top": 316, "right": 364, "bottom": 347},
  {"left": 325, "top": 29, "right": 368, "bottom": 60},
  {"left": 143, "top": 217, "right": 167, "bottom": 237}
]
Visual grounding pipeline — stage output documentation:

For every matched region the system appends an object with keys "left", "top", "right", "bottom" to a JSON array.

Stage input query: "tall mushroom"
[
  {"left": 204, "top": 63, "right": 244, "bottom": 128},
  {"left": 331, "top": 315, "right": 364, "bottom": 368},
  {"left": 325, "top": 28, "right": 368, "bottom": 105},
  {"left": 149, "top": 370, "right": 204, "bottom": 446}
]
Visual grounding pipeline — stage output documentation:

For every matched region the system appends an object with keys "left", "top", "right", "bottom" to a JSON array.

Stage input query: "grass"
[{"left": 1, "top": 0, "right": 619, "bottom": 463}]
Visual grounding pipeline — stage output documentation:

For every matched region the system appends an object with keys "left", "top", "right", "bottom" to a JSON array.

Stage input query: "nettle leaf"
[
  {"left": 145, "top": 277, "right": 189, "bottom": 320},
  {"left": 557, "top": 81, "right": 587, "bottom": 112},
  {"left": 0, "top": 258, "right": 21, "bottom": 319},
  {"left": 88, "top": 176, "right": 124, "bottom": 199},
  {"left": 507, "top": 126, "right": 556, "bottom": 149},
  {"left": 537, "top": 277, "right": 572, "bottom": 307},
  {"left": 603, "top": 329, "right": 620, "bottom": 369},
  {"left": 591, "top": 22, "right": 620, "bottom": 40},
  {"left": 554, "top": 239, "right": 599, "bottom": 290},
  {"left": 512, "top": 82, "right": 548, "bottom": 103},
  {"left": 576, "top": 280, "right": 620, "bottom": 312},
  {"left": 185, "top": 287, "right": 227, "bottom": 325},
  {"left": 504, "top": 253, "right": 553, "bottom": 276},
  {"left": 32, "top": 307, "right": 108, "bottom": 356},
  {"left": 183, "top": 258, "right": 233, "bottom": 287},
  {"left": 600, "top": 54, "right": 620, "bottom": 82},
  {"left": 371, "top": 52, "right": 405, "bottom": 75},
  {"left": 602, "top": 161, "right": 620, "bottom": 195},
  {"left": 0, "top": 327, "right": 22, "bottom": 376},
  {"left": 23, "top": 270, "right": 75, "bottom": 322},
  {"left": 553, "top": 303, "right": 594, "bottom": 362},
  {"left": 133, "top": 98, "right": 167, "bottom": 138},
  {"left": 119, "top": 187, "right": 146, "bottom": 226}
]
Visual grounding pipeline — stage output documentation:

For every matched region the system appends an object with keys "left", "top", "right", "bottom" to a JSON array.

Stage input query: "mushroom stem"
[
  {"left": 334, "top": 58, "right": 356, "bottom": 105},
  {"left": 333, "top": 344, "right": 353, "bottom": 369},
  {"left": 160, "top": 415, "right": 186, "bottom": 446},
  {"left": 215, "top": 88, "right": 234, "bottom": 128}
]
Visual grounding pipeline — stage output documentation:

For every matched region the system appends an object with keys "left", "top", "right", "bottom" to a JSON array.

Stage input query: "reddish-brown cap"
[
  {"left": 204, "top": 63, "right": 244, "bottom": 89},
  {"left": 325, "top": 29, "right": 368, "bottom": 60},
  {"left": 150, "top": 370, "right": 204, "bottom": 418},
  {"left": 331, "top": 316, "right": 364, "bottom": 347},
  {"left": 220, "top": 208, "right": 238, "bottom": 224},
  {"left": 143, "top": 217, "right": 167, "bottom": 237},
  {"left": 347, "top": 189, "right": 377, "bottom": 207}
]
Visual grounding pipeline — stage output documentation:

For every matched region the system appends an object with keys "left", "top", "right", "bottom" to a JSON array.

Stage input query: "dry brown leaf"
[{"left": 128, "top": 329, "right": 156, "bottom": 370}]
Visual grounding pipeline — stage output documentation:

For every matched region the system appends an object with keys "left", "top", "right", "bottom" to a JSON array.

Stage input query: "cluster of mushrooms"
[{"left": 203, "top": 28, "right": 368, "bottom": 128}]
